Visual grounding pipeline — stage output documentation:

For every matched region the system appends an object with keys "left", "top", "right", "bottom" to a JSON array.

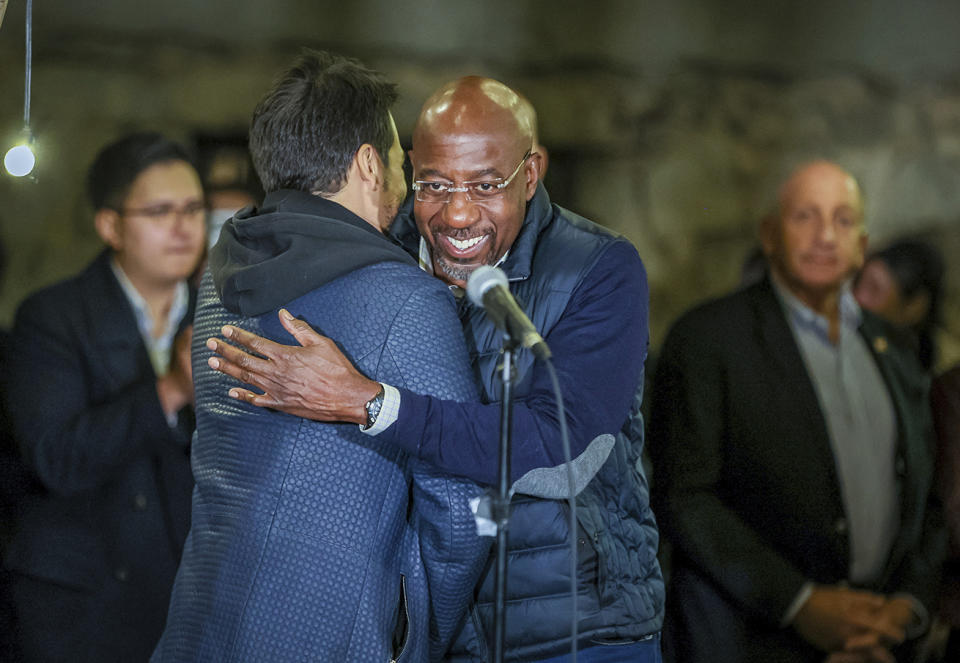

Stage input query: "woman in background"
[{"left": 853, "top": 238, "right": 945, "bottom": 372}]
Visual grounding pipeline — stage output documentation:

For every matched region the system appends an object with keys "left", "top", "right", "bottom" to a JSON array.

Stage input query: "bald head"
[
  {"left": 762, "top": 159, "right": 868, "bottom": 312},
  {"left": 409, "top": 77, "right": 542, "bottom": 289},
  {"left": 413, "top": 76, "right": 534, "bottom": 156},
  {"left": 778, "top": 160, "right": 864, "bottom": 224}
]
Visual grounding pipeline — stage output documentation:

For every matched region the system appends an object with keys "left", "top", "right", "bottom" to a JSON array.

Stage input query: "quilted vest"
[{"left": 394, "top": 186, "right": 665, "bottom": 662}]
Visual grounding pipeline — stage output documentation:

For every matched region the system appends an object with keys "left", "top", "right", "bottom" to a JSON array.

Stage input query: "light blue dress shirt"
[{"left": 772, "top": 275, "right": 899, "bottom": 585}]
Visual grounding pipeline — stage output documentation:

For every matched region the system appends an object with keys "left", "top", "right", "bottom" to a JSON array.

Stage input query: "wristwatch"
[{"left": 362, "top": 384, "right": 385, "bottom": 430}]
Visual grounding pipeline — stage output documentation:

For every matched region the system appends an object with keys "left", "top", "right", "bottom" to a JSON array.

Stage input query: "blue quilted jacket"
[{"left": 152, "top": 191, "right": 489, "bottom": 662}]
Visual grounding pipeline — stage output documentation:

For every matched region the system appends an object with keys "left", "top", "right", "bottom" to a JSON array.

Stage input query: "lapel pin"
[{"left": 873, "top": 336, "right": 888, "bottom": 354}]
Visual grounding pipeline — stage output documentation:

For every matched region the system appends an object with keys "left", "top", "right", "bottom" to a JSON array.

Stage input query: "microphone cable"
[{"left": 543, "top": 357, "right": 577, "bottom": 663}]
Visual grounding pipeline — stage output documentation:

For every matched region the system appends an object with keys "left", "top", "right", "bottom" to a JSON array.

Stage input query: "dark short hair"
[
  {"left": 249, "top": 49, "right": 398, "bottom": 195},
  {"left": 86, "top": 132, "right": 195, "bottom": 211}
]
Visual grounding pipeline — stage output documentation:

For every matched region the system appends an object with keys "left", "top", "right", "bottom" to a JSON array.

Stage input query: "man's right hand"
[
  {"left": 793, "top": 586, "right": 905, "bottom": 657},
  {"left": 206, "top": 308, "right": 381, "bottom": 424}
]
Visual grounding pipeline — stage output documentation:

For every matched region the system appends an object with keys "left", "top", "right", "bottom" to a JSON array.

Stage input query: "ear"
[
  {"left": 534, "top": 144, "right": 550, "bottom": 179},
  {"left": 523, "top": 152, "right": 543, "bottom": 201},
  {"left": 759, "top": 213, "right": 778, "bottom": 257},
  {"left": 407, "top": 149, "right": 418, "bottom": 178},
  {"left": 94, "top": 209, "right": 123, "bottom": 251},
  {"left": 354, "top": 143, "right": 383, "bottom": 192}
]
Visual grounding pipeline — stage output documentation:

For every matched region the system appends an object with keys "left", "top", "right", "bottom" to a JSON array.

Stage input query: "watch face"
[{"left": 365, "top": 388, "right": 385, "bottom": 429}]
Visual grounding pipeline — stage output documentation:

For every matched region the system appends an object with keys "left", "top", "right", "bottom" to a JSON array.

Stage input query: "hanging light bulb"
[
  {"left": 4, "top": 142, "right": 36, "bottom": 177},
  {"left": 4, "top": 0, "right": 34, "bottom": 178}
]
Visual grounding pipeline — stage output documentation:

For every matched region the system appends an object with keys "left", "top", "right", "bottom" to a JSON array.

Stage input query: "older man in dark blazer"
[
  {"left": 649, "top": 161, "right": 944, "bottom": 663},
  {"left": 3, "top": 133, "right": 204, "bottom": 662}
]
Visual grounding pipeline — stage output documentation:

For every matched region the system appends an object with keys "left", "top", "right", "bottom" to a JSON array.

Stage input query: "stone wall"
[
  {"left": 522, "top": 63, "right": 960, "bottom": 347},
  {"left": 1, "top": 3, "right": 958, "bottom": 356}
]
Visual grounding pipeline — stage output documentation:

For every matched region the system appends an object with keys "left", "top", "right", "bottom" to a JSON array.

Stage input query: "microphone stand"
[{"left": 492, "top": 338, "right": 517, "bottom": 663}]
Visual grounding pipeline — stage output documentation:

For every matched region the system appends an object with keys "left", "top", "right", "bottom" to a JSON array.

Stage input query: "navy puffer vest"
[{"left": 394, "top": 185, "right": 665, "bottom": 662}]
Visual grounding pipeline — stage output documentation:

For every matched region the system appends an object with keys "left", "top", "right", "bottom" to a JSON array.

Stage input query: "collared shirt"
[
  {"left": 772, "top": 274, "right": 899, "bottom": 585},
  {"left": 110, "top": 259, "right": 189, "bottom": 379}
]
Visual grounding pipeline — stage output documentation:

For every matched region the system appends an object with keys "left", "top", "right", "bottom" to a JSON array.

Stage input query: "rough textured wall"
[
  {"left": 1, "top": 1, "right": 958, "bottom": 354},
  {"left": 523, "top": 65, "right": 960, "bottom": 347}
]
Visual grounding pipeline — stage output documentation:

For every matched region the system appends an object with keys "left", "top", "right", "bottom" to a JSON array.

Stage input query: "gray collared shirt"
[{"left": 772, "top": 275, "right": 899, "bottom": 585}]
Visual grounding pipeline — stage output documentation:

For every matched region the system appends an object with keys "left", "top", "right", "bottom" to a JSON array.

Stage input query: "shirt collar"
[
  {"left": 110, "top": 257, "right": 189, "bottom": 343},
  {"left": 770, "top": 271, "right": 862, "bottom": 341}
]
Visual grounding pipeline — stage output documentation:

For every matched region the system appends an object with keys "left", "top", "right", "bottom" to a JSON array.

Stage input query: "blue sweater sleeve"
[{"left": 384, "top": 240, "right": 649, "bottom": 486}]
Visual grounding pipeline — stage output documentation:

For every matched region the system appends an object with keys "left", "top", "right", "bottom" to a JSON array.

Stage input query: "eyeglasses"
[
  {"left": 412, "top": 150, "right": 531, "bottom": 204},
  {"left": 121, "top": 201, "right": 206, "bottom": 223}
]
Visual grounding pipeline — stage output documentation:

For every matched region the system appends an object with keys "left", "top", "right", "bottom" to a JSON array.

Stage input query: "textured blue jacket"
[
  {"left": 387, "top": 185, "right": 665, "bottom": 661},
  {"left": 153, "top": 191, "right": 489, "bottom": 662}
]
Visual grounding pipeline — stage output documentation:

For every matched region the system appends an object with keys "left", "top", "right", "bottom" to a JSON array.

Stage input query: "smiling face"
[
  {"left": 762, "top": 161, "right": 867, "bottom": 307},
  {"left": 410, "top": 77, "right": 539, "bottom": 288}
]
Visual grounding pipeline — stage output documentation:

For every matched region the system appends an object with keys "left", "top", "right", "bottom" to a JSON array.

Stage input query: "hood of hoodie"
[{"left": 209, "top": 189, "right": 416, "bottom": 316}]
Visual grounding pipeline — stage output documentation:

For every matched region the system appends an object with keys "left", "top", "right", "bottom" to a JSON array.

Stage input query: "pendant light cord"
[{"left": 24, "top": 0, "right": 32, "bottom": 129}]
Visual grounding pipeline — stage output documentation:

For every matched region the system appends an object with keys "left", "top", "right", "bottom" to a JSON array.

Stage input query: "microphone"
[{"left": 466, "top": 265, "right": 552, "bottom": 360}]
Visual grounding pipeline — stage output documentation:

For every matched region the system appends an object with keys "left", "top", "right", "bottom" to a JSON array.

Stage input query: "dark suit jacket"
[
  {"left": 933, "top": 365, "right": 960, "bottom": 624},
  {"left": 648, "top": 275, "right": 944, "bottom": 663},
  {"left": 3, "top": 250, "right": 195, "bottom": 663}
]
